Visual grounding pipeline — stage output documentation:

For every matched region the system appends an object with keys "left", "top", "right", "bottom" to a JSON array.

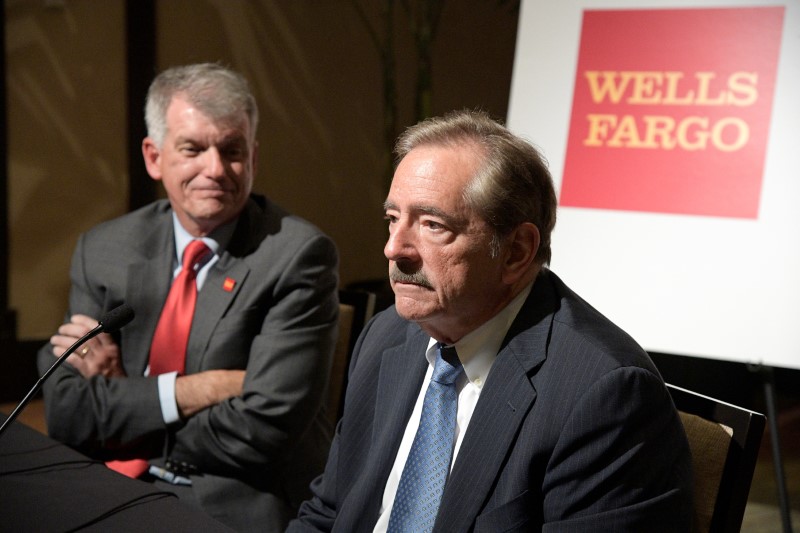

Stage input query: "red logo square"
[
  {"left": 560, "top": 7, "right": 784, "bottom": 219},
  {"left": 223, "top": 277, "right": 236, "bottom": 292}
]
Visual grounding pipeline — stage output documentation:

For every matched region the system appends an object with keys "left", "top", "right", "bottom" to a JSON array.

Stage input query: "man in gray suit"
[
  {"left": 37, "top": 63, "right": 339, "bottom": 532},
  {"left": 289, "top": 110, "right": 692, "bottom": 532}
]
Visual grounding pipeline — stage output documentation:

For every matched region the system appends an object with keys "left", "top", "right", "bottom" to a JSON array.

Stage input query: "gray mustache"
[{"left": 390, "top": 264, "right": 434, "bottom": 290}]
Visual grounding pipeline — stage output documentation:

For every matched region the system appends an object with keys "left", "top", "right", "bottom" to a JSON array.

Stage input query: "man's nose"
[
  {"left": 384, "top": 222, "right": 419, "bottom": 262},
  {"left": 203, "top": 147, "right": 226, "bottom": 178}
]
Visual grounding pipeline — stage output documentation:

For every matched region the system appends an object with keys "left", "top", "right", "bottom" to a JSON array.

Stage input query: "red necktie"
[
  {"left": 149, "top": 239, "right": 210, "bottom": 375},
  {"left": 107, "top": 239, "right": 210, "bottom": 478}
]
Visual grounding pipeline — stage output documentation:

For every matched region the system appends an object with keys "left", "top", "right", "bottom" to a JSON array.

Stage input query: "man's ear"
[
  {"left": 502, "top": 222, "right": 540, "bottom": 285},
  {"left": 142, "top": 137, "right": 163, "bottom": 181}
]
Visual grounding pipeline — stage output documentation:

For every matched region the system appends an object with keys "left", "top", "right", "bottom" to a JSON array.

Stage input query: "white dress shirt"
[{"left": 373, "top": 283, "right": 533, "bottom": 532}]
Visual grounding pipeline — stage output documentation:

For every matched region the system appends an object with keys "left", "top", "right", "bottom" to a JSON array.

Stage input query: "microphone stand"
[{"left": 0, "top": 324, "right": 103, "bottom": 439}]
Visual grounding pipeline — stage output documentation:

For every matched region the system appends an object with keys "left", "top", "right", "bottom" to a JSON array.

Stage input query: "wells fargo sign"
[{"left": 560, "top": 7, "right": 785, "bottom": 218}]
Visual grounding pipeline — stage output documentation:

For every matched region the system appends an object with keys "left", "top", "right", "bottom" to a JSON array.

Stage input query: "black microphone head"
[{"left": 99, "top": 303, "right": 135, "bottom": 333}]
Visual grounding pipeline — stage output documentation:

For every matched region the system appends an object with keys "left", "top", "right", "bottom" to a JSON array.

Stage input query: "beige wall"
[
  {"left": 6, "top": 0, "right": 519, "bottom": 340},
  {"left": 6, "top": 0, "right": 128, "bottom": 340}
]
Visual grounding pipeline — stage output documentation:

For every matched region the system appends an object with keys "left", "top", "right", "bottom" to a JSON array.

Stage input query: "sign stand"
[{"left": 750, "top": 364, "right": 794, "bottom": 533}]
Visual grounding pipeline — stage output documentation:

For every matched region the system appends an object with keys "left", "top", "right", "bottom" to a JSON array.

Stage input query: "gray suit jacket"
[
  {"left": 37, "top": 194, "right": 339, "bottom": 532},
  {"left": 289, "top": 270, "right": 693, "bottom": 532}
]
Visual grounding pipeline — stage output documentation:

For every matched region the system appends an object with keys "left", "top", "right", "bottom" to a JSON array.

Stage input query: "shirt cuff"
[{"left": 157, "top": 371, "right": 181, "bottom": 424}]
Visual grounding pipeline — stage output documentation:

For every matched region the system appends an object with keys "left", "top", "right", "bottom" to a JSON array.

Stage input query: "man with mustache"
[
  {"left": 289, "top": 109, "right": 692, "bottom": 532},
  {"left": 37, "top": 63, "right": 339, "bottom": 531}
]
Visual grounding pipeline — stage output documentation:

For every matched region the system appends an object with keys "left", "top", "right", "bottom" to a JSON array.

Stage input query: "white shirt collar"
[
  {"left": 171, "top": 212, "right": 236, "bottom": 266},
  {"left": 426, "top": 282, "right": 533, "bottom": 389}
]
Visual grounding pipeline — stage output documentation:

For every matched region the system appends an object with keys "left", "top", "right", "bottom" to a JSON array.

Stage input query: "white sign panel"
[{"left": 508, "top": 0, "right": 800, "bottom": 370}]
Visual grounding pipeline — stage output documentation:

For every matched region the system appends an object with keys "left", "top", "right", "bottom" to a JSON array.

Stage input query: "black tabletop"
[{"left": 0, "top": 415, "right": 233, "bottom": 532}]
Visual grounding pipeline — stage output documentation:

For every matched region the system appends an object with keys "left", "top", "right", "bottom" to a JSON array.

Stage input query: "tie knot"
[
  {"left": 182, "top": 240, "right": 210, "bottom": 272},
  {"left": 432, "top": 344, "right": 462, "bottom": 385}
]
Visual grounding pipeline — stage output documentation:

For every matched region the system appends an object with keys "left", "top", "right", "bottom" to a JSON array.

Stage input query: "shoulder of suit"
[
  {"left": 242, "top": 194, "right": 337, "bottom": 255},
  {"left": 82, "top": 200, "right": 171, "bottom": 240},
  {"left": 544, "top": 269, "right": 652, "bottom": 369},
  {"left": 361, "top": 306, "right": 416, "bottom": 345}
]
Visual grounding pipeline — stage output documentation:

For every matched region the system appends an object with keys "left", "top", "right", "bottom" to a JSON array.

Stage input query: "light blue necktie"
[{"left": 387, "top": 343, "right": 463, "bottom": 533}]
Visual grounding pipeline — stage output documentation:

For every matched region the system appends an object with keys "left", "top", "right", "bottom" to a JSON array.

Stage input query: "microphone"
[
  {"left": 0, "top": 303, "right": 135, "bottom": 439},
  {"left": 98, "top": 303, "right": 135, "bottom": 334}
]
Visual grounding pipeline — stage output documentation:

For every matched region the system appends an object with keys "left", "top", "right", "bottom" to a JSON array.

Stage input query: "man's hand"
[
  {"left": 49, "top": 314, "right": 126, "bottom": 379},
  {"left": 175, "top": 370, "right": 246, "bottom": 418}
]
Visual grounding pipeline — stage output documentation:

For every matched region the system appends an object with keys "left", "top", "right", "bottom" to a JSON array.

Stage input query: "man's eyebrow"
[
  {"left": 174, "top": 132, "right": 247, "bottom": 146},
  {"left": 383, "top": 201, "right": 463, "bottom": 228},
  {"left": 383, "top": 201, "right": 447, "bottom": 217},
  {"left": 174, "top": 135, "right": 200, "bottom": 145},
  {"left": 413, "top": 204, "right": 452, "bottom": 221}
]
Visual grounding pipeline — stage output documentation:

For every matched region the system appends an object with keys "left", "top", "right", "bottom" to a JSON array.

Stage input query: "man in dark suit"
[
  {"left": 37, "top": 63, "right": 339, "bottom": 532},
  {"left": 289, "top": 110, "right": 692, "bottom": 532}
]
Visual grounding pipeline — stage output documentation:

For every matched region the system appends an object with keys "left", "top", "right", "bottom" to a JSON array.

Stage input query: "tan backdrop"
[{"left": 6, "top": 0, "right": 519, "bottom": 340}]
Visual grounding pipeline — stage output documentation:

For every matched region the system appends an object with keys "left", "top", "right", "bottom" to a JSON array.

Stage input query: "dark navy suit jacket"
[{"left": 289, "top": 270, "right": 692, "bottom": 532}]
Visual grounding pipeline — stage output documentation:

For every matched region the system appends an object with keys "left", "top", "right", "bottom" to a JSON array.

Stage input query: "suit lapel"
[
  {"left": 187, "top": 255, "right": 250, "bottom": 373},
  {"left": 371, "top": 327, "right": 429, "bottom": 473},
  {"left": 434, "top": 273, "right": 558, "bottom": 531},
  {"left": 124, "top": 209, "right": 175, "bottom": 376},
  {"left": 344, "top": 325, "right": 430, "bottom": 524},
  {"left": 184, "top": 197, "right": 263, "bottom": 374}
]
